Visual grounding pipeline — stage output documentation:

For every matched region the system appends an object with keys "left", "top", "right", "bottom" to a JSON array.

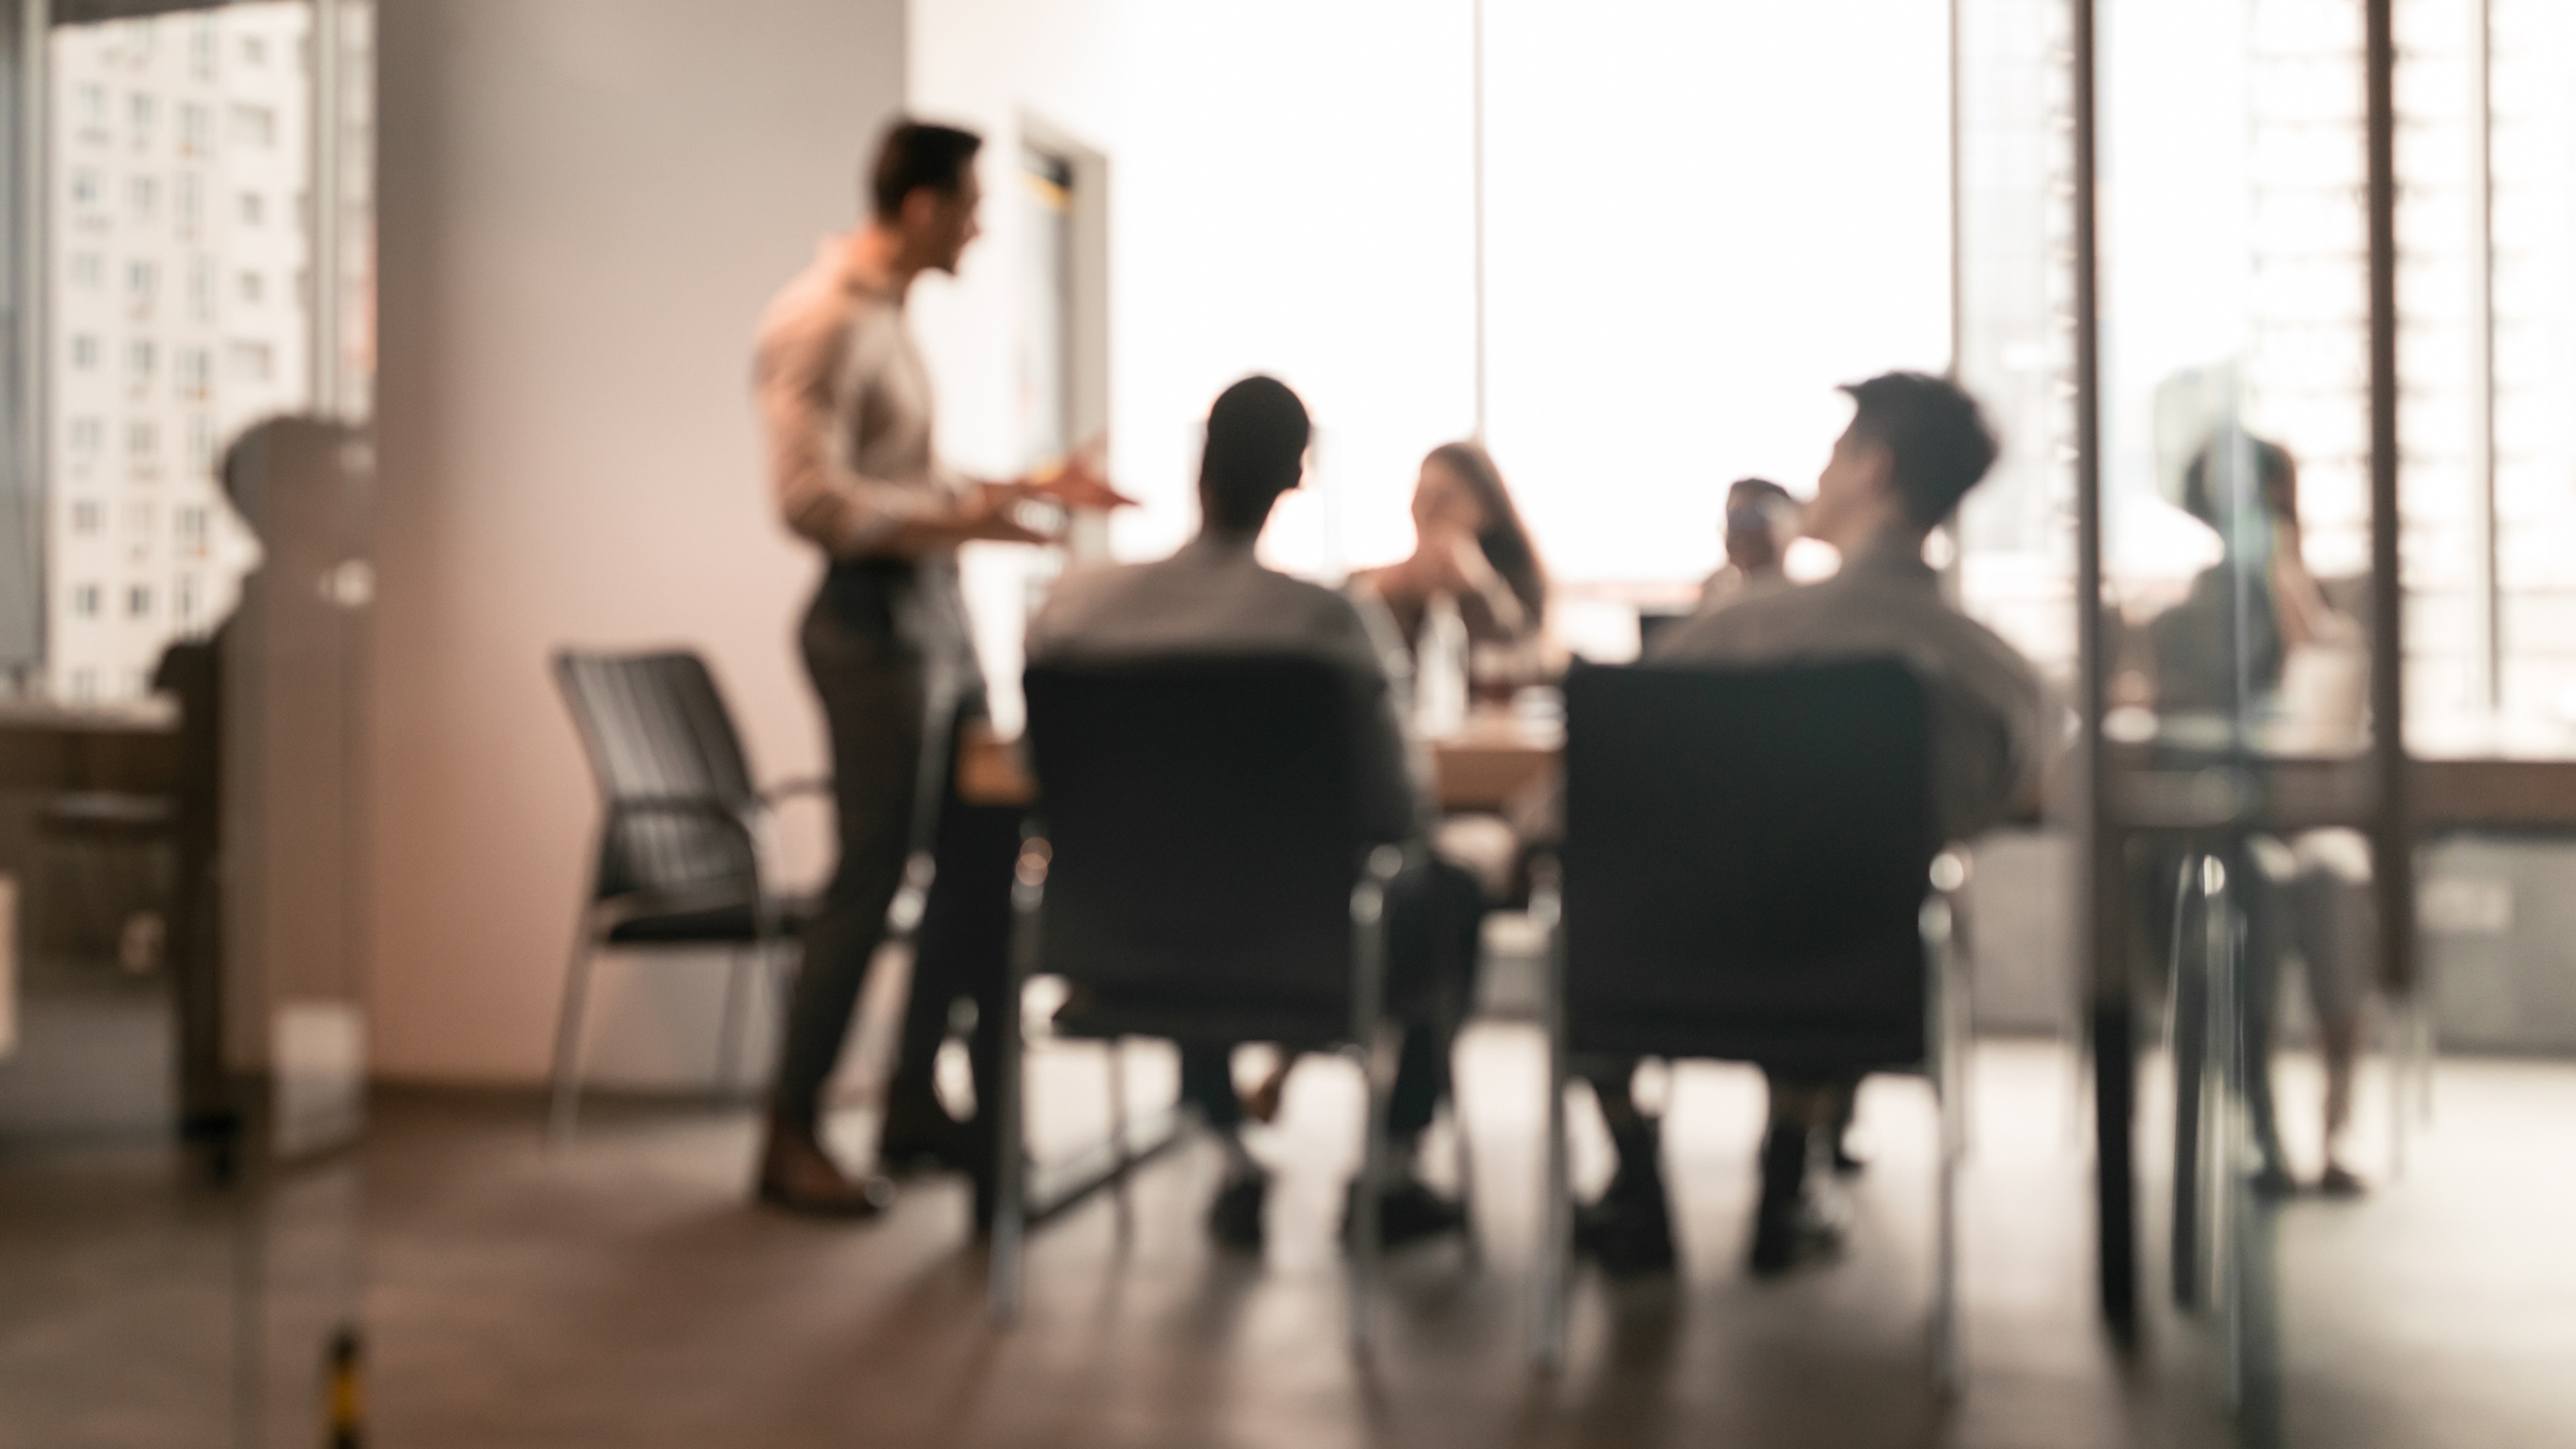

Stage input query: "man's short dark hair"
[
  {"left": 1839, "top": 372, "right": 1998, "bottom": 528},
  {"left": 869, "top": 121, "right": 982, "bottom": 219},
  {"left": 1200, "top": 376, "right": 1311, "bottom": 531}
]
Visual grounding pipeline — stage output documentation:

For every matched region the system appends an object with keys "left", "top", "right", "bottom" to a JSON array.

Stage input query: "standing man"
[{"left": 752, "top": 120, "right": 1125, "bottom": 1217}]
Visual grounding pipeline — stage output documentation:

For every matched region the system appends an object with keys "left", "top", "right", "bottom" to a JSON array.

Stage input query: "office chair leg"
[
  {"left": 2167, "top": 854, "right": 2209, "bottom": 1309},
  {"left": 1450, "top": 1093, "right": 1481, "bottom": 1269},
  {"left": 1107, "top": 1037, "right": 1134, "bottom": 1243},
  {"left": 2211, "top": 886, "right": 2249, "bottom": 1414},
  {"left": 1923, "top": 889, "right": 1965, "bottom": 1393},
  {"left": 715, "top": 948, "right": 752, "bottom": 1101},
  {"left": 1346, "top": 848, "right": 1400, "bottom": 1357},
  {"left": 1530, "top": 875, "right": 1570, "bottom": 1372},
  {"left": 989, "top": 836, "right": 1044, "bottom": 1326},
  {"left": 548, "top": 920, "right": 603, "bottom": 1144}
]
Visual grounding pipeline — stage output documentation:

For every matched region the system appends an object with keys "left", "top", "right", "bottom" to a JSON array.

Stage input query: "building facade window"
[
  {"left": 127, "top": 339, "right": 155, "bottom": 378},
  {"left": 238, "top": 270, "right": 264, "bottom": 305},
  {"left": 126, "top": 584, "right": 151, "bottom": 618},
  {"left": 71, "top": 168, "right": 100, "bottom": 208},
  {"left": 127, "top": 173, "right": 156, "bottom": 221},
  {"left": 70, "top": 417, "right": 103, "bottom": 453},
  {"left": 72, "top": 584, "right": 101, "bottom": 619},
  {"left": 127, "top": 258, "right": 154, "bottom": 299},
  {"left": 229, "top": 339, "right": 273, "bottom": 381},
  {"left": 231, "top": 103, "right": 274, "bottom": 148},
  {"left": 71, "top": 334, "right": 99, "bottom": 368},
  {"left": 237, "top": 190, "right": 263, "bottom": 227},
  {"left": 177, "top": 347, "right": 210, "bottom": 398},
  {"left": 125, "top": 420, "right": 156, "bottom": 457},
  {"left": 128, "top": 92, "right": 154, "bottom": 140},
  {"left": 72, "top": 252, "right": 101, "bottom": 288},
  {"left": 71, "top": 499, "right": 103, "bottom": 534}
]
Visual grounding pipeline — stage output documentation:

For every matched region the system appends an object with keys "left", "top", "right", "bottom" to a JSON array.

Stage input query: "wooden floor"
[{"left": 344, "top": 1034, "right": 2576, "bottom": 1448}]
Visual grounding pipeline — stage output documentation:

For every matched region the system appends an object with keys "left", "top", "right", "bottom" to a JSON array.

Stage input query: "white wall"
[{"left": 371, "top": 0, "right": 905, "bottom": 1083}]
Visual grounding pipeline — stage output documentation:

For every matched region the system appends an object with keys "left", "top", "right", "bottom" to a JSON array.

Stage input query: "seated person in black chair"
[
  {"left": 1027, "top": 375, "right": 1485, "bottom": 1253},
  {"left": 1582, "top": 371, "right": 2048, "bottom": 1277}
]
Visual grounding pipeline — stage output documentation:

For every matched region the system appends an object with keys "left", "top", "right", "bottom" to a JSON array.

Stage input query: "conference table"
[
  {"left": 959, "top": 708, "right": 2576, "bottom": 829},
  {"left": 959, "top": 709, "right": 1564, "bottom": 814}
]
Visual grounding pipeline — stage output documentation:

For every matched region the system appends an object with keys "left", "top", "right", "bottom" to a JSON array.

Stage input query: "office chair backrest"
[
  {"left": 1024, "top": 655, "right": 1379, "bottom": 1033},
  {"left": 554, "top": 650, "right": 760, "bottom": 905},
  {"left": 1562, "top": 659, "right": 1937, "bottom": 1073}
]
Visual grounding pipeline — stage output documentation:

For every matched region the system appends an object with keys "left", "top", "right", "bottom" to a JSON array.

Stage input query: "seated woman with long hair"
[{"left": 1354, "top": 440, "right": 1548, "bottom": 658}]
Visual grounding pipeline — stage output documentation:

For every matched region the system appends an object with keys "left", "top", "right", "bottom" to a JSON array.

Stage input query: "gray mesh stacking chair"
[
  {"left": 1530, "top": 659, "right": 1972, "bottom": 1386},
  {"left": 549, "top": 650, "right": 829, "bottom": 1139}
]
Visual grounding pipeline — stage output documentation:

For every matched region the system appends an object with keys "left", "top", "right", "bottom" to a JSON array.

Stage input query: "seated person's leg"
[
  {"left": 883, "top": 712, "right": 1022, "bottom": 1185},
  {"left": 1354, "top": 856, "right": 1488, "bottom": 1247},
  {"left": 1823, "top": 1073, "right": 1867, "bottom": 1174},
  {"left": 1180, "top": 1044, "right": 1267, "bottom": 1250},
  {"left": 2293, "top": 829, "right": 2374, "bottom": 1195},
  {"left": 1751, "top": 1072, "right": 1842, "bottom": 1275},
  {"left": 1572, "top": 1054, "right": 1675, "bottom": 1275}
]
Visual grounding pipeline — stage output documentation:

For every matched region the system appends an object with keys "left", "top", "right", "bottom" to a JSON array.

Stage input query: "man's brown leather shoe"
[{"left": 756, "top": 1120, "right": 894, "bottom": 1219}]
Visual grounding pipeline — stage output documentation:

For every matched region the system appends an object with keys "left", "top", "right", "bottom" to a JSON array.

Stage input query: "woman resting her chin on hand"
[{"left": 1354, "top": 440, "right": 1550, "bottom": 665}]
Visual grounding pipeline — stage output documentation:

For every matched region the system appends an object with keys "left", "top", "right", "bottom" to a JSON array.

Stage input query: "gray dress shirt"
[
  {"left": 1027, "top": 533, "right": 1425, "bottom": 840},
  {"left": 1652, "top": 534, "right": 2050, "bottom": 842}
]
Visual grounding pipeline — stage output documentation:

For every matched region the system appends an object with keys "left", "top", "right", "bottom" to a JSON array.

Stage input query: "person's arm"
[
  {"left": 1381, "top": 534, "right": 1529, "bottom": 644},
  {"left": 1443, "top": 534, "right": 1532, "bottom": 643}
]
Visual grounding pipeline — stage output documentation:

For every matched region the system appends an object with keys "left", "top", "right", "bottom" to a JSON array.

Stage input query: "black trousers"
[
  {"left": 773, "top": 592, "right": 1015, "bottom": 1131},
  {"left": 1177, "top": 856, "right": 1486, "bottom": 1146}
]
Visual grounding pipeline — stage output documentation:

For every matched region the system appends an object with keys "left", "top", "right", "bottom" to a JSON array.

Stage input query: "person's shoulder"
[
  {"left": 754, "top": 254, "right": 858, "bottom": 371},
  {"left": 1652, "top": 577, "right": 1789, "bottom": 657},
  {"left": 1039, "top": 556, "right": 1160, "bottom": 615},
  {"left": 1924, "top": 596, "right": 2041, "bottom": 688}
]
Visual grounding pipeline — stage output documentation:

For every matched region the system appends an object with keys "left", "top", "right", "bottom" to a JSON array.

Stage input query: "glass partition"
[{"left": 0, "top": 4, "right": 373, "bottom": 1444}]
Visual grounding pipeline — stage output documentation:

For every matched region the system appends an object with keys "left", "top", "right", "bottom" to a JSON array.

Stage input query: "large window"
[{"left": 1, "top": 0, "right": 374, "bottom": 701}]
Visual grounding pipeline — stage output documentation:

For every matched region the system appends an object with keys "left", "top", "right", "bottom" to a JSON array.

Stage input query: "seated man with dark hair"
[
  {"left": 1027, "top": 375, "right": 1483, "bottom": 1254},
  {"left": 1579, "top": 371, "right": 2050, "bottom": 1277}
]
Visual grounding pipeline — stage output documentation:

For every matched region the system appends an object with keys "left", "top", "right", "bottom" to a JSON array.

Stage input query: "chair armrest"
[
  {"left": 605, "top": 794, "right": 755, "bottom": 829},
  {"left": 761, "top": 776, "right": 834, "bottom": 804}
]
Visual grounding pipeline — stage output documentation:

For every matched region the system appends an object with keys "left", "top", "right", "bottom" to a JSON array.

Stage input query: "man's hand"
[
  {"left": 1019, "top": 438, "right": 1137, "bottom": 513},
  {"left": 959, "top": 482, "right": 1053, "bottom": 544}
]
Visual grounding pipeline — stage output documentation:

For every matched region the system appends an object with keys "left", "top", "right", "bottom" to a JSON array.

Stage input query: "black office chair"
[
  {"left": 548, "top": 650, "right": 830, "bottom": 1139},
  {"left": 988, "top": 655, "right": 1420, "bottom": 1349},
  {"left": 1530, "top": 659, "right": 1971, "bottom": 1384}
]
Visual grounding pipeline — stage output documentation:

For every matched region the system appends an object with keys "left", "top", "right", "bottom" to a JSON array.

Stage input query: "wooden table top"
[
  {"left": 960, "top": 711, "right": 2576, "bottom": 832},
  {"left": 0, "top": 697, "right": 183, "bottom": 793}
]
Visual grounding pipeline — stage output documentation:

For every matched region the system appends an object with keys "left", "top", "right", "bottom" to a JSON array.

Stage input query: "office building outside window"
[{"left": 36, "top": 5, "right": 319, "bottom": 701}]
